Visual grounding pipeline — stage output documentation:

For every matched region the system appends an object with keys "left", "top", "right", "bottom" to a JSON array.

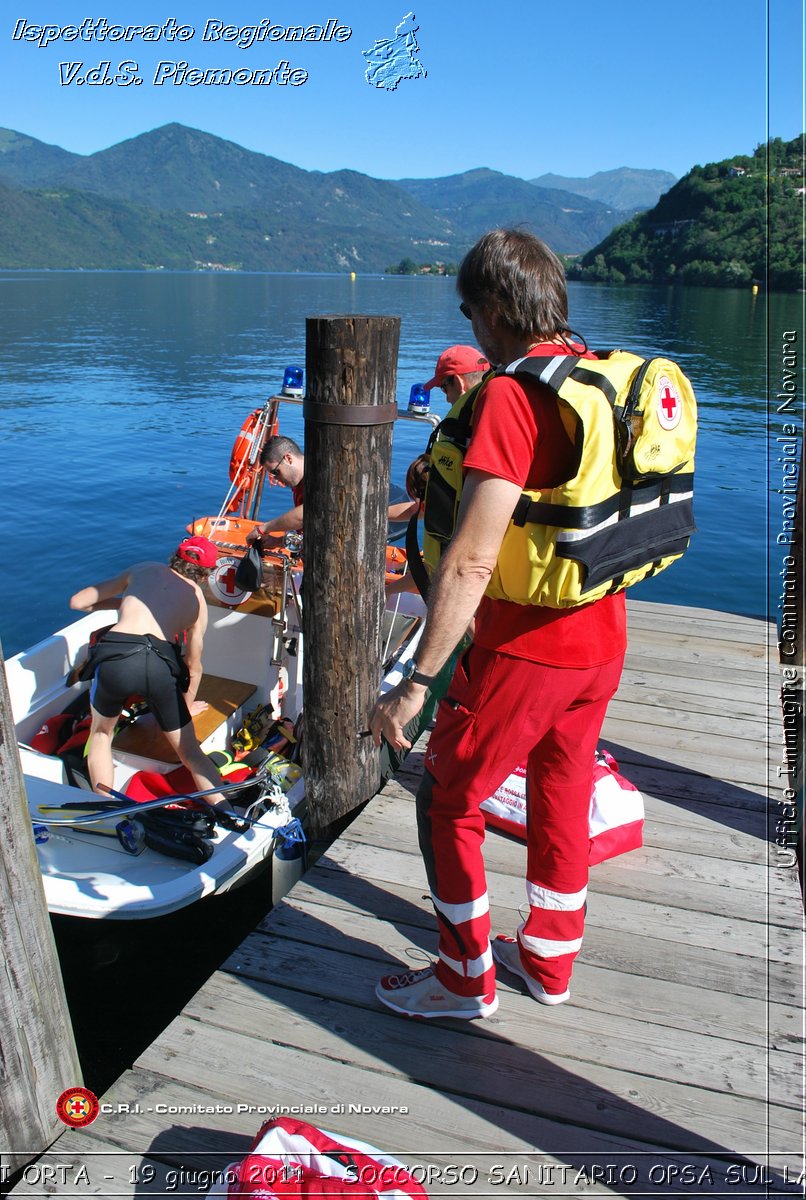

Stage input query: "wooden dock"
[{"left": 7, "top": 600, "right": 804, "bottom": 1197}]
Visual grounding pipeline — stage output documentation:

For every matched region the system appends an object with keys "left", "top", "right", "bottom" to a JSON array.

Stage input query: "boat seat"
[
  {"left": 112, "top": 674, "right": 256, "bottom": 764},
  {"left": 381, "top": 609, "right": 421, "bottom": 664}
]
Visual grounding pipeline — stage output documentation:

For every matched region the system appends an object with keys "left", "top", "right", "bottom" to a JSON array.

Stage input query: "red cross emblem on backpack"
[{"left": 656, "top": 375, "right": 682, "bottom": 430}]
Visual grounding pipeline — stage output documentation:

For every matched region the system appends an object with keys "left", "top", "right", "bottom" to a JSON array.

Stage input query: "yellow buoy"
[{"left": 350, "top": 271, "right": 356, "bottom": 281}]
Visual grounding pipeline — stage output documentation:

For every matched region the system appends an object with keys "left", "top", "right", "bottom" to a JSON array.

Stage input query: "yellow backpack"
[{"left": 413, "top": 350, "right": 697, "bottom": 607}]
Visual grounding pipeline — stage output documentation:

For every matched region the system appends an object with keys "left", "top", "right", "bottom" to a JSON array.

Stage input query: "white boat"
[{"left": 7, "top": 385, "right": 428, "bottom": 921}]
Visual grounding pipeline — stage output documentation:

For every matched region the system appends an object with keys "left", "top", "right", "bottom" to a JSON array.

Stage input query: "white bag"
[{"left": 480, "top": 748, "right": 644, "bottom": 865}]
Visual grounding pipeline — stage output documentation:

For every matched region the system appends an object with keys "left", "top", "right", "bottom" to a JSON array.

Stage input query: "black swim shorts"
[{"left": 88, "top": 632, "right": 191, "bottom": 732}]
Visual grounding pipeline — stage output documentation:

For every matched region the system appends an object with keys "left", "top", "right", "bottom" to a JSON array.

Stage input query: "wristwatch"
[{"left": 400, "top": 658, "right": 435, "bottom": 687}]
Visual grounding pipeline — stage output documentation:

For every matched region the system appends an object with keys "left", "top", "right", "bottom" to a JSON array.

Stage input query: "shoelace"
[{"left": 390, "top": 966, "right": 434, "bottom": 988}]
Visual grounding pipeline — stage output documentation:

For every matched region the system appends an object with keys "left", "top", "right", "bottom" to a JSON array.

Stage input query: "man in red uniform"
[{"left": 369, "top": 228, "right": 627, "bottom": 1018}]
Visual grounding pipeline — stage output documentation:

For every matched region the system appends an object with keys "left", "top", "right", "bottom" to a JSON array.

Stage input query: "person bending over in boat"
[
  {"left": 247, "top": 435, "right": 306, "bottom": 548},
  {"left": 68, "top": 536, "right": 228, "bottom": 810}
]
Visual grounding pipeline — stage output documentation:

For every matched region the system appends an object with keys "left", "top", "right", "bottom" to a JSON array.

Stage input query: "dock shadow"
[
  {"left": 222, "top": 871, "right": 798, "bottom": 1197},
  {"left": 600, "top": 739, "right": 773, "bottom": 843},
  {"left": 131, "top": 1124, "right": 251, "bottom": 1196}
]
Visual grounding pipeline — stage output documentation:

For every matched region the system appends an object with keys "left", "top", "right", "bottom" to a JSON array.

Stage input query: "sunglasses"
[
  {"left": 266, "top": 460, "right": 283, "bottom": 478},
  {"left": 459, "top": 302, "right": 472, "bottom": 320}
]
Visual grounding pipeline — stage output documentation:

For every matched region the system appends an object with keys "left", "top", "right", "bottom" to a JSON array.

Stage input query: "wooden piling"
[
  {"left": 0, "top": 642, "right": 82, "bottom": 1176},
  {"left": 301, "top": 315, "right": 400, "bottom": 836}
]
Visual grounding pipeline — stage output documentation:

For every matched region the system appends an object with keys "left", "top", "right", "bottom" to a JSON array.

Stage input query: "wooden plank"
[
  {"left": 377, "top": 735, "right": 782, "bottom": 840},
  {"left": 262, "top": 882, "right": 801, "bottom": 1052},
  {"left": 345, "top": 800, "right": 780, "bottom": 905},
  {"left": 136, "top": 1009, "right": 800, "bottom": 1165},
  {"left": 11, "top": 1071, "right": 779, "bottom": 1198},
  {"left": 310, "top": 841, "right": 799, "bottom": 999},
  {"left": 343, "top": 811, "right": 796, "bottom": 921},
  {"left": 625, "top": 604, "right": 775, "bottom": 644},
  {"left": 263, "top": 867, "right": 800, "bottom": 1006},
  {"left": 611, "top": 674, "right": 770, "bottom": 719},
  {"left": 384, "top": 773, "right": 774, "bottom": 862},
  {"left": 605, "top": 697, "right": 767, "bottom": 745},
  {"left": 625, "top": 598, "right": 770, "bottom": 627},
  {"left": 377, "top": 777, "right": 772, "bottom": 865},
  {"left": 210, "top": 934, "right": 800, "bottom": 1109},
  {"left": 596, "top": 744, "right": 771, "bottom": 806},
  {"left": 599, "top": 720, "right": 771, "bottom": 786},
  {"left": 624, "top": 631, "right": 769, "bottom": 667},
  {"left": 617, "top": 663, "right": 777, "bottom": 707},
  {"left": 621, "top": 639, "right": 770, "bottom": 677}
]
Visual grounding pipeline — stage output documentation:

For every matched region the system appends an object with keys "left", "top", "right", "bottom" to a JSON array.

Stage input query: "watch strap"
[{"left": 401, "top": 659, "right": 435, "bottom": 687}]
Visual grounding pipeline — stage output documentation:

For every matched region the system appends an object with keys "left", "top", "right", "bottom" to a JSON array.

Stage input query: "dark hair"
[
  {"left": 405, "top": 454, "right": 431, "bottom": 501},
  {"left": 169, "top": 554, "right": 211, "bottom": 585},
  {"left": 260, "top": 434, "right": 302, "bottom": 468},
  {"left": 457, "top": 228, "right": 568, "bottom": 340}
]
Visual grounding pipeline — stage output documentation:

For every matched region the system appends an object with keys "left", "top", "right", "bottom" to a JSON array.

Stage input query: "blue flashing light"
[
  {"left": 407, "top": 383, "right": 430, "bottom": 415},
  {"left": 282, "top": 365, "right": 304, "bottom": 396}
]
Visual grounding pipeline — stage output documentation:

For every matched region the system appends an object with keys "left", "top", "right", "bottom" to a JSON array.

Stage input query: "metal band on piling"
[{"left": 303, "top": 400, "right": 398, "bottom": 426}]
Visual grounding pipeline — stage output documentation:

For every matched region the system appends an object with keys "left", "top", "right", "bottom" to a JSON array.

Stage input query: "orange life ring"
[
  {"left": 227, "top": 409, "right": 278, "bottom": 514},
  {"left": 229, "top": 409, "right": 262, "bottom": 485}
]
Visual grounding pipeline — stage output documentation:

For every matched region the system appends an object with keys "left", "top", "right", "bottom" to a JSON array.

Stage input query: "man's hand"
[
  {"left": 188, "top": 700, "right": 209, "bottom": 716},
  {"left": 368, "top": 680, "right": 427, "bottom": 750},
  {"left": 246, "top": 526, "right": 265, "bottom": 546}
]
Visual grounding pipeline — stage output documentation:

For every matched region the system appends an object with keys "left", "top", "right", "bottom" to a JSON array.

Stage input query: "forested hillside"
[{"left": 569, "top": 137, "right": 803, "bottom": 291}]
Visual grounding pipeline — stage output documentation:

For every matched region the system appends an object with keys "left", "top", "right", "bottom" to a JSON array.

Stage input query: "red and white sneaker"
[
  {"left": 492, "top": 935, "right": 570, "bottom": 1005},
  {"left": 375, "top": 965, "right": 498, "bottom": 1019}
]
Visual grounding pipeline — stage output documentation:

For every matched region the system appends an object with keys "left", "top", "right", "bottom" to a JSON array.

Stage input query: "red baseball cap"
[
  {"left": 176, "top": 536, "right": 219, "bottom": 568},
  {"left": 424, "top": 345, "right": 490, "bottom": 391}
]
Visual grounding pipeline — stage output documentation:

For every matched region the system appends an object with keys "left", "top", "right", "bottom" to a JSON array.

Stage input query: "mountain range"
[
  {"left": 0, "top": 124, "right": 675, "bottom": 272},
  {"left": 530, "top": 167, "right": 677, "bottom": 212}
]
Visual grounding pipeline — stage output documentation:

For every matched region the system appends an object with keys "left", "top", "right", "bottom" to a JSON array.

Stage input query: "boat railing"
[{"left": 274, "top": 392, "right": 440, "bottom": 430}]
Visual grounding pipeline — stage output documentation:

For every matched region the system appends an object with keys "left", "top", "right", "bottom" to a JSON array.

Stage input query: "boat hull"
[{"left": 9, "top": 591, "right": 423, "bottom": 920}]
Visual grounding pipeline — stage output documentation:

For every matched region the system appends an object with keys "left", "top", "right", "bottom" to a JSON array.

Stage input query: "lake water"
[{"left": 0, "top": 271, "right": 796, "bottom": 658}]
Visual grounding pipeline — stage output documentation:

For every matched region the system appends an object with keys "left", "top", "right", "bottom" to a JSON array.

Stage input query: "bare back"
[{"left": 112, "top": 563, "right": 203, "bottom": 642}]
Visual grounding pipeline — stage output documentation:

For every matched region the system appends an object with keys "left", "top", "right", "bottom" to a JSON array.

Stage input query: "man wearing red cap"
[
  {"left": 386, "top": 346, "right": 491, "bottom": 539},
  {"left": 69, "top": 536, "right": 228, "bottom": 807},
  {"left": 423, "top": 344, "right": 490, "bottom": 402}
]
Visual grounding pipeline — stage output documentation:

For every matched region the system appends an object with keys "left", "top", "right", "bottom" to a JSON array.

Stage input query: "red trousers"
[{"left": 416, "top": 644, "right": 624, "bottom": 996}]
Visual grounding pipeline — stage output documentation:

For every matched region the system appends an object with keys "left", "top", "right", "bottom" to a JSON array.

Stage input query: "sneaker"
[
  {"left": 375, "top": 965, "right": 498, "bottom": 1019},
  {"left": 491, "top": 936, "right": 570, "bottom": 1005}
]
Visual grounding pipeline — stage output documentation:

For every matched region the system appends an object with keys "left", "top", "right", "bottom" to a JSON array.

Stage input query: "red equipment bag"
[
  {"left": 216, "top": 1118, "right": 428, "bottom": 1199},
  {"left": 480, "top": 748, "right": 644, "bottom": 865}
]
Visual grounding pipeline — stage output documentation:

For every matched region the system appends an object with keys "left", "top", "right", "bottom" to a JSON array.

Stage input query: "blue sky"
[{"left": 1, "top": 1, "right": 802, "bottom": 182}]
